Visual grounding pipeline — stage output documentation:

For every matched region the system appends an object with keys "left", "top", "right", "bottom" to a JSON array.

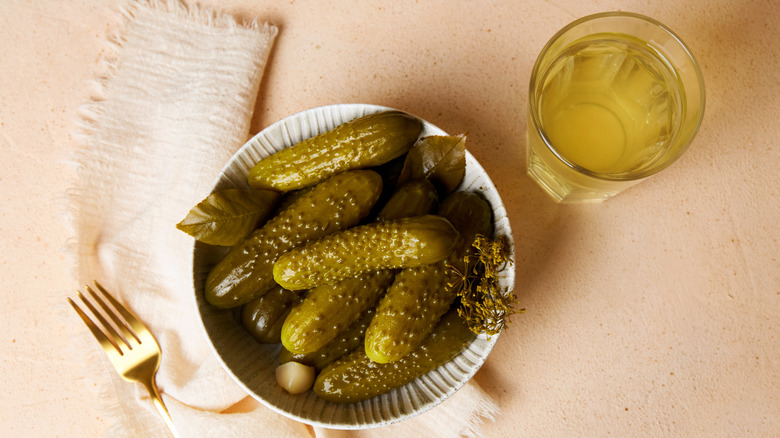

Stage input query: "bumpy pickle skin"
[
  {"left": 279, "top": 179, "right": 439, "bottom": 356},
  {"left": 313, "top": 309, "right": 476, "bottom": 403},
  {"left": 365, "top": 191, "right": 494, "bottom": 363},
  {"left": 248, "top": 111, "right": 422, "bottom": 192},
  {"left": 272, "top": 215, "right": 459, "bottom": 291},
  {"left": 281, "top": 270, "right": 395, "bottom": 355},
  {"left": 204, "top": 170, "right": 382, "bottom": 309},
  {"left": 241, "top": 286, "right": 302, "bottom": 344},
  {"left": 364, "top": 264, "right": 447, "bottom": 363},
  {"left": 279, "top": 307, "right": 376, "bottom": 370}
]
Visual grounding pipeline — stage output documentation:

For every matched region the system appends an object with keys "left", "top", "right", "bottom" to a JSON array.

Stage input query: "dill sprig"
[{"left": 446, "top": 234, "right": 522, "bottom": 337}]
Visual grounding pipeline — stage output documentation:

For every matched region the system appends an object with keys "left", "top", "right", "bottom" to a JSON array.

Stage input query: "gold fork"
[{"left": 68, "top": 281, "right": 179, "bottom": 438}]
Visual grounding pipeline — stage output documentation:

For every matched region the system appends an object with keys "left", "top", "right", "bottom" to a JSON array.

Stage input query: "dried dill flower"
[{"left": 446, "top": 234, "right": 521, "bottom": 337}]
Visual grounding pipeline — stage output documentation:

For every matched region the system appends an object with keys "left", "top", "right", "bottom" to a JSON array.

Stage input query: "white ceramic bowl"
[{"left": 192, "top": 103, "right": 514, "bottom": 429}]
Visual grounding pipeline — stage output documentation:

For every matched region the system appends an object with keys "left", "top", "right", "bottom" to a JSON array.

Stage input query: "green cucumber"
[
  {"left": 240, "top": 286, "right": 302, "bottom": 344},
  {"left": 204, "top": 170, "right": 382, "bottom": 308},
  {"left": 248, "top": 111, "right": 422, "bottom": 192},
  {"left": 278, "top": 179, "right": 439, "bottom": 355},
  {"left": 279, "top": 306, "right": 376, "bottom": 370},
  {"left": 364, "top": 263, "right": 448, "bottom": 363},
  {"left": 438, "top": 191, "right": 494, "bottom": 273},
  {"left": 272, "top": 215, "right": 458, "bottom": 291},
  {"left": 364, "top": 191, "right": 494, "bottom": 363},
  {"left": 280, "top": 270, "right": 395, "bottom": 354},
  {"left": 313, "top": 309, "right": 476, "bottom": 403},
  {"left": 376, "top": 179, "right": 438, "bottom": 221}
]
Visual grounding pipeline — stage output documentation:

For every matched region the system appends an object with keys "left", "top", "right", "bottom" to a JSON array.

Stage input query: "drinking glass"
[{"left": 526, "top": 12, "right": 705, "bottom": 203}]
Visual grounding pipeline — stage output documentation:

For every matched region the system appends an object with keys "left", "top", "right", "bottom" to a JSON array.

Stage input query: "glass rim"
[{"left": 528, "top": 11, "right": 706, "bottom": 182}]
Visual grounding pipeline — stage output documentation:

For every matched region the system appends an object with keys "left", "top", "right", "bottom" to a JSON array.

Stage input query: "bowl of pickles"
[{"left": 185, "top": 103, "right": 515, "bottom": 428}]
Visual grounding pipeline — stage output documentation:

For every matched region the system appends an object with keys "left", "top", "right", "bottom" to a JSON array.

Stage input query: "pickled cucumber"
[
  {"left": 364, "top": 263, "right": 448, "bottom": 363},
  {"left": 279, "top": 307, "right": 376, "bottom": 370},
  {"left": 365, "top": 154, "right": 406, "bottom": 219},
  {"left": 279, "top": 180, "right": 439, "bottom": 354},
  {"left": 365, "top": 191, "right": 493, "bottom": 363},
  {"left": 274, "top": 185, "right": 314, "bottom": 213},
  {"left": 205, "top": 170, "right": 382, "bottom": 308},
  {"left": 438, "top": 191, "right": 494, "bottom": 273},
  {"left": 273, "top": 215, "right": 458, "bottom": 290},
  {"left": 241, "top": 286, "right": 302, "bottom": 344},
  {"left": 376, "top": 179, "right": 438, "bottom": 222},
  {"left": 248, "top": 111, "right": 422, "bottom": 192},
  {"left": 313, "top": 309, "right": 476, "bottom": 403},
  {"left": 281, "top": 270, "right": 395, "bottom": 354}
]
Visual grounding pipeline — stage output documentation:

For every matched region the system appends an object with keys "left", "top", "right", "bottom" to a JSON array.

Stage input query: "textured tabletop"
[{"left": 1, "top": 0, "right": 778, "bottom": 436}]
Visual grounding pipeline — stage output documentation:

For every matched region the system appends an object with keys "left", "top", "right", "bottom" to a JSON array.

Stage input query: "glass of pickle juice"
[{"left": 527, "top": 12, "right": 705, "bottom": 202}]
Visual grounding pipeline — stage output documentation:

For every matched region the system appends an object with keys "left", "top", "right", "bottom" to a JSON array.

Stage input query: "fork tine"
[
  {"left": 92, "top": 282, "right": 149, "bottom": 341},
  {"left": 86, "top": 284, "right": 141, "bottom": 345},
  {"left": 68, "top": 296, "right": 123, "bottom": 355},
  {"left": 76, "top": 290, "right": 131, "bottom": 352}
]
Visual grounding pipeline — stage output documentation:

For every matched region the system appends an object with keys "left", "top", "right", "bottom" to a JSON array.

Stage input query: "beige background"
[{"left": 1, "top": 0, "right": 778, "bottom": 436}]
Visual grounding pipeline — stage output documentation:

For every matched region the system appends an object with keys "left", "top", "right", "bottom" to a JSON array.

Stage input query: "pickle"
[
  {"left": 279, "top": 307, "right": 376, "bottom": 370},
  {"left": 248, "top": 111, "right": 422, "bottom": 192},
  {"left": 281, "top": 270, "right": 395, "bottom": 354},
  {"left": 205, "top": 170, "right": 382, "bottom": 308},
  {"left": 376, "top": 179, "right": 438, "bottom": 221},
  {"left": 241, "top": 286, "right": 302, "bottom": 344},
  {"left": 275, "top": 185, "right": 314, "bottom": 212},
  {"left": 366, "top": 154, "right": 407, "bottom": 220},
  {"left": 273, "top": 215, "right": 458, "bottom": 290},
  {"left": 279, "top": 181, "right": 438, "bottom": 355},
  {"left": 438, "top": 191, "right": 494, "bottom": 273},
  {"left": 364, "top": 263, "right": 447, "bottom": 363},
  {"left": 313, "top": 309, "right": 476, "bottom": 403},
  {"left": 364, "top": 191, "right": 494, "bottom": 363}
]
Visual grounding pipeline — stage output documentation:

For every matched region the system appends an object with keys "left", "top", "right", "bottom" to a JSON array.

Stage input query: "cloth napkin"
[{"left": 67, "top": 1, "right": 499, "bottom": 437}]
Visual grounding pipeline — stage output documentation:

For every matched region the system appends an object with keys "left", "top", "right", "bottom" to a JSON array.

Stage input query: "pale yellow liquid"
[{"left": 539, "top": 34, "right": 681, "bottom": 175}]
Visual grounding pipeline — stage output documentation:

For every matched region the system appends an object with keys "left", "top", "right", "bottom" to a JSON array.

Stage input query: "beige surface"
[{"left": 1, "top": 0, "right": 778, "bottom": 436}]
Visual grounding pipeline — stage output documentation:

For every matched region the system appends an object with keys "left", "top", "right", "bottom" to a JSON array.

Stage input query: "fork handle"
[{"left": 143, "top": 380, "right": 180, "bottom": 438}]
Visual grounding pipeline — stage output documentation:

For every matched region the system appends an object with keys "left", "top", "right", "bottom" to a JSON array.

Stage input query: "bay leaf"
[
  {"left": 177, "top": 188, "right": 280, "bottom": 246},
  {"left": 397, "top": 134, "right": 466, "bottom": 196}
]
